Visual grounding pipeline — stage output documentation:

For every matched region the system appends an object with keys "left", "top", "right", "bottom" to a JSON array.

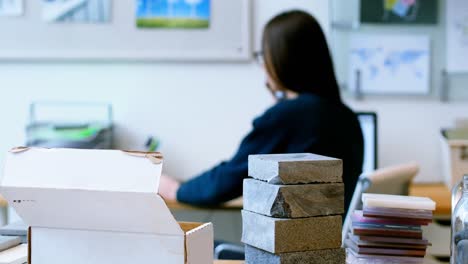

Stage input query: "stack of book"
[{"left": 345, "top": 194, "right": 436, "bottom": 263}]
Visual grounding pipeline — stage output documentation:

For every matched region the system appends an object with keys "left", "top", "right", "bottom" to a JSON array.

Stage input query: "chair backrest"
[
  {"left": 342, "top": 162, "right": 420, "bottom": 246},
  {"left": 214, "top": 242, "right": 245, "bottom": 260},
  {"left": 456, "top": 119, "right": 468, "bottom": 129},
  {"left": 365, "top": 162, "right": 420, "bottom": 195}
]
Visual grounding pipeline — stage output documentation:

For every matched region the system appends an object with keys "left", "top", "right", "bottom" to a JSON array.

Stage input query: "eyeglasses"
[{"left": 253, "top": 50, "right": 264, "bottom": 65}]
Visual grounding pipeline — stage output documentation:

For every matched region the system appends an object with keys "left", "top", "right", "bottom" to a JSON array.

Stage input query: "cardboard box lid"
[
  {"left": 1, "top": 147, "right": 184, "bottom": 236},
  {"left": 2, "top": 147, "right": 162, "bottom": 192}
]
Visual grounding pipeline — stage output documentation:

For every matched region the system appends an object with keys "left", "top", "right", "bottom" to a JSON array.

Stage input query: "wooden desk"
[
  {"left": 409, "top": 183, "right": 451, "bottom": 216},
  {"left": 213, "top": 257, "right": 441, "bottom": 263},
  {"left": 166, "top": 197, "right": 243, "bottom": 211},
  {"left": 0, "top": 195, "right": 8, "bottom": 208},
  {"left": 166, "top": 197, "right": 243, "bottom": 243}
]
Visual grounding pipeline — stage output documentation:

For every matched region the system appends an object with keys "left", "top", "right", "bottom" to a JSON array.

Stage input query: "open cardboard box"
[{"left": 0, "top": 147, "right": 213, "bottom": 264}]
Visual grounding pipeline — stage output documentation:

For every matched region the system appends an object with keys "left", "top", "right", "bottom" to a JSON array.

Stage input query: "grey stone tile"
[{"left": 248, "top": 153, "right": 342, "bottom": 184}]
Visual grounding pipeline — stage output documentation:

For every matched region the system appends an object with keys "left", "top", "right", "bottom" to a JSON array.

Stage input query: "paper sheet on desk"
[{"left": 0, "top": 244, "right": 27, "bottom": 264}]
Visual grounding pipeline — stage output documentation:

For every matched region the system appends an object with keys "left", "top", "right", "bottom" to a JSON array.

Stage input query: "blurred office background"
[{"left": 0, "top": 0, "right": 467, "bottom": 184}]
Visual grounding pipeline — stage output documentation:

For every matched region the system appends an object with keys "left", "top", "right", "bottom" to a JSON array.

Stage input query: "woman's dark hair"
[{"left": 263, "top": 10, "right": 341, "bottom": 101}]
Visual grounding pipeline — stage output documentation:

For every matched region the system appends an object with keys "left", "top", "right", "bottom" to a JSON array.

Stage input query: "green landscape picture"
[{"left": 136, "top": 0, "right": 210, "bottom": 29}]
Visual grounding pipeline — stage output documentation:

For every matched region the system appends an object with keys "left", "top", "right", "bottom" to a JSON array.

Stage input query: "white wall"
[
  {"left": 0, "top": 0, "right": 467, "bottom": 184},
  {"left": 0, "top": 62, "right": 270, "bottom": 180}
]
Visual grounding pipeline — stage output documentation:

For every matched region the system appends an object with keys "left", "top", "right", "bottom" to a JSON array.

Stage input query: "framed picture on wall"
[
  {"left": 0, "top": 0, "right": 23, "bottom": 16},
  {"left": 136, "top": 0, "right": 211, "bottom": 29},
  {"left": 41, "top": 0, "right": 112, "bottom": 23},
  {"left": 446, "top": 0, "right": 468, "bottom": 73},
  {"left": 360, "top": 0, "right": 438, "bottom": 25},
  {"left": 0, "top": 0, "right": 251, "bottom": 61}
]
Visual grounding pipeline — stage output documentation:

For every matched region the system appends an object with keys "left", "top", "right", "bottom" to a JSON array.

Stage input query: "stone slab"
[
  {"left": 248, "top": 153, "right": 342, "bottom": 184},
  {"left": 241, "top": 210, "right": 342, "bottom": 254},
  {"left": 245, "top": 245, "right": 346, "bottom": 264},
  {"left": 243, "top": 179, "right": 344, "bottom": 218}
]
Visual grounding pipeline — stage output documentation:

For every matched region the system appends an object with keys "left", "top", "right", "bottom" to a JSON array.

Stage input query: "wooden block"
[
  {"left": 245, "top": 245, "right": 345, "bottom": 264},
  {"left": 243, "top": 179, "right": 344, "bottom": 218},
  {"left": 248, "top": 153, "right": 342, "bottom": 184},
  {"left": 241, "top": 210, "right": 342, "bottom": 254}
]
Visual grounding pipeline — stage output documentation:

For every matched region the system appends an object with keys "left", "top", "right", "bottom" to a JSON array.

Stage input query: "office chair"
[
  {"left": 342, "top": 162, "right": 420, "bottom": 246},
  {"left": 214, "top": 241, "right": 245, "bottom": 260}
]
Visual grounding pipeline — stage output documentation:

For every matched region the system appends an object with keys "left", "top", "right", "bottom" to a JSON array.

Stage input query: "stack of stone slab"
[{"left": 242, "top": 153, "right": 346, "bottom": 264}]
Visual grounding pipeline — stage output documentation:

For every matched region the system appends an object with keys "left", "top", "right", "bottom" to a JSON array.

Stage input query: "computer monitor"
[{"left": 356, "top": 112, "right": 378, "bottom": 174}]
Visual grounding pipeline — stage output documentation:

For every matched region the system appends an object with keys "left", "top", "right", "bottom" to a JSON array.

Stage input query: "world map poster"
[{"left": 349, "top": 35, "right": 430, "bottom": 95}]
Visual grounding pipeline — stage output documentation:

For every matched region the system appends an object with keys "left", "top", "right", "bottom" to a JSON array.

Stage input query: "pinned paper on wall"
[
  {"left": 136, "top": 0, "right": 210, "bottom": 29},
  {"left": 0, "top": 0, "right": 24, "bottom": 16},
  {"left": 349, "top": 35, "right": 430, "bottom": 95},
  {"left": 446, "top": 0, "right": 468, "bottom": 73},
  {"left": 360, "top": 0, "right": 438, "bottom": 25},
  {"left": 42, "top": 0, "right": 112, "bottom": 23}
]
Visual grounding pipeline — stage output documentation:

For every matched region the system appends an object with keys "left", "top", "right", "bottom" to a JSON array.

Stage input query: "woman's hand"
[{"left": 159, "top": 174, "right": 181, "bottom": 201}]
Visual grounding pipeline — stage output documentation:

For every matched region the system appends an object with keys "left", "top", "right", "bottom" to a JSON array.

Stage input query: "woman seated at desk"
[{"left": 160, "top": 10, "right": 364, "bottom": 213}]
